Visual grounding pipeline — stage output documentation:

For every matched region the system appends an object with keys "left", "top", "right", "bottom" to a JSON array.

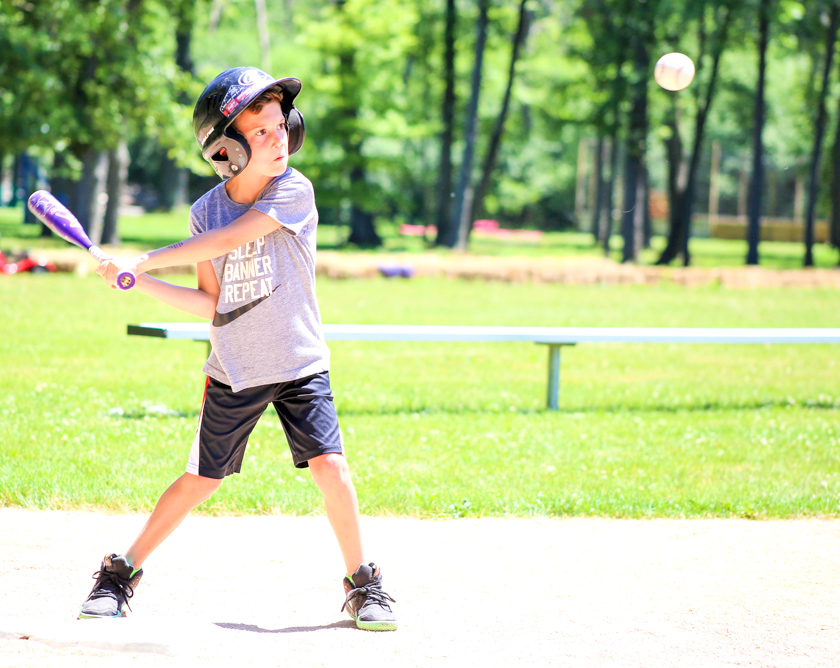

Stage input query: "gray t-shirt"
[{"left": 189, "top": 167, "right": 330, "bottom": 391}]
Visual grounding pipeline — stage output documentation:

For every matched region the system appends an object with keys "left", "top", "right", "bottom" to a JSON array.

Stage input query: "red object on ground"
[{"left": 0, "top": 248, "right": 57, "bottom": 275}]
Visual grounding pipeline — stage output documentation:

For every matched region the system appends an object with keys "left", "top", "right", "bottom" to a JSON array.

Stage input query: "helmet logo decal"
[
  {"left": 237, "top": 70, "right": 272, "bottom": 86},
  {"left": 221, "top": 70, "right": 275, "bottom": 118}
]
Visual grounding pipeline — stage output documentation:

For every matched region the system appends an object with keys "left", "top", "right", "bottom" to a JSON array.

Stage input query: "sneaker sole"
[
  {"left": 78, "top": 611, "right": 126, "bottom": 619},
  {"left": 355, "top": 619, "right": 398, "bottom": 632}
]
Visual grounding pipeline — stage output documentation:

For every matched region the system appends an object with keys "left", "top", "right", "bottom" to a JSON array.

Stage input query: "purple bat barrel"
[
  {"left": 27, "top": 190, "right": 95, "bottom": 249},
  {"left": 27, "top": 190, "right": 136, "bottom": 290}
]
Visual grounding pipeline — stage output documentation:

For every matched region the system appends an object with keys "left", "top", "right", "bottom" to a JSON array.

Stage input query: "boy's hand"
[{"left": 96, "top": 255, "right": 145, "bottom": 289}]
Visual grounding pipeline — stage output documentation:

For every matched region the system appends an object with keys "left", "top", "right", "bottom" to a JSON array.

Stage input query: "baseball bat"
[{"left": 27, "top": 190, "right": 136, "bottom": 290}]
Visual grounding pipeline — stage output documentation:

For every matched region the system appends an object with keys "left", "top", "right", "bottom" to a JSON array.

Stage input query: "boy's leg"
[
  {"left": 81, "top": 376, "right": 265, "bottom": 619},
  {"left": 308, "top": 453, "right": 364, "bottom": 575},
  {"left": 274, "top": 371, "right": 397, "bottom": 630},
  {"left": 126, "top": 472, "right": 223, "bottom": 568},
  {"left": 79, "top": 472, "right": 221, "bottom": 618},
  {"left": 308, "top": 453, "right": 397, "bottom": 632}
]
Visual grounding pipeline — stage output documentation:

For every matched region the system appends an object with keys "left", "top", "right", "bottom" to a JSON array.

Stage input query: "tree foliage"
[{"left": 2, "top": 0, "right": 839, "bottom": 264}]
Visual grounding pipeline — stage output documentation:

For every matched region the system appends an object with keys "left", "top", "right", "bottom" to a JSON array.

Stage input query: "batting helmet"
[{"left": 193, "top": 67, "right": 305, "bottom": 180}]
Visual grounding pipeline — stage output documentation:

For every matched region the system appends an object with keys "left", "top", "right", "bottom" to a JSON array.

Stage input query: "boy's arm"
[
  {"left": 132, "top": 260, "right": 220, "bottom": 320},
  {"left": 98, "top": 209, "right": 279, "bottom": 288}
]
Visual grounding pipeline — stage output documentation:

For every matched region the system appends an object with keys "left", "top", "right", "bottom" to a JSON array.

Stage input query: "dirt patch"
[
  {"left": 0, "top": 509, "right": 837, "bottom": 667},
  {"left": 317, "top": 252, "right": 840, "bottom": 288}
]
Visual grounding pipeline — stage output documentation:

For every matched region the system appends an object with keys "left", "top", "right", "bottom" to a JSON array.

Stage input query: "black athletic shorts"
[{"left": 186, "top": 371, "right": 345, "bottom": 478}]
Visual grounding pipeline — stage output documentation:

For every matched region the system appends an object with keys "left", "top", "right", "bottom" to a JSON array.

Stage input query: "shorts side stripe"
[{"left": 186, "top": 377, "right": 212, "bottom": 476}]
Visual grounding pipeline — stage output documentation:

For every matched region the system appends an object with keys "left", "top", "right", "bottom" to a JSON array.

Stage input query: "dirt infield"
[
  {"left": 0, "top": 509, "right": 837, "bottom": 667},
  {"left": 37, "top": 247, "right": 840, "bottom": 288}
]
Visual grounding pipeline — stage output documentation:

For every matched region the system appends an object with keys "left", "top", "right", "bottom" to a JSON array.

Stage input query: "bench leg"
[{"left": 547, "top": 344, "right": 561, "bottom": 410}]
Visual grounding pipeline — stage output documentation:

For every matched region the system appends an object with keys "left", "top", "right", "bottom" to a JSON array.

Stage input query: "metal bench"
[{"left": 128, "top": 323, "right": 840, "bottom": 410}]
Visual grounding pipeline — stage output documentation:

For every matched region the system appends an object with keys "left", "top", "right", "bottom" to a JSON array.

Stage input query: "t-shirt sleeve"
[
  {"left": 251, "top": 172, "right": 316, "bottom": 236},
  {"left": 188, "top": 206, "right": 205, "bottom": 237}
]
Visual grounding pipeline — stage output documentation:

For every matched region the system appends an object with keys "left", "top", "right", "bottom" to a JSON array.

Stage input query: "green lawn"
[{"left": 1, "top": 272, "right": 837, "bottom": 518}]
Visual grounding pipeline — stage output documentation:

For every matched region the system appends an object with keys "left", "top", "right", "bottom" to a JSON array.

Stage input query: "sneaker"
[
  {"left": 78, "top": 554, "right": 143, "bottom": 619},
  {"left": 341, "top": 563, "right": 397, "bottom": 631}
]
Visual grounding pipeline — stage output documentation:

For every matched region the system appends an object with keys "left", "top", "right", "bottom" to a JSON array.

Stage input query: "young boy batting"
[{"left": 81, "top": 67, "right": 397, "bottom": 632}]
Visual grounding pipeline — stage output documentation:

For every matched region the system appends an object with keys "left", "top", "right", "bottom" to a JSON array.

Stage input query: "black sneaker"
[
  {"left": 78, "top": 554, "right": 143, "bottom": 619},
  {"left": 341, "top": 563, "right": 397, "bottom": 631}
]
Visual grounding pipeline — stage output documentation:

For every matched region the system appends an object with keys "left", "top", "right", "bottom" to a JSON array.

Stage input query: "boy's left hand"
[{"left": 96, "top": 255, "right": 144, "bottom": 289}]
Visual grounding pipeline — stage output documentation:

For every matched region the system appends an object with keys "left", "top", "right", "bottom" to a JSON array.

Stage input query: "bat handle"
[{"left": 88, "top": 245, "right": 137, "bottom": 291}]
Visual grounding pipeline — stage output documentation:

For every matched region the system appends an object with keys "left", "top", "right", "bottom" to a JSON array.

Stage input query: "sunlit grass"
[{"left": 1, "top": 273, "right": 838, "bottom": 518}]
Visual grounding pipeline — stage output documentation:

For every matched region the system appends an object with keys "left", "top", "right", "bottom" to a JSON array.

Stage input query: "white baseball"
[{"left": 654, "top": 52, "right": 695, "bottom": 91}]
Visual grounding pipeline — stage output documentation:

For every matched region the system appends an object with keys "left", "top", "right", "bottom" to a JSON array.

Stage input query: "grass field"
[{"left": 1, "top": 269, "right": 838, "bottom": 519}]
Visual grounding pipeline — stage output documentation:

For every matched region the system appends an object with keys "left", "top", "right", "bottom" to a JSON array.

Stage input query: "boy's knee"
[
  {"left": 182, "top": 472, "right": 224, "bottom": 498},
  {"left": 309, "top": 453, "right": 350, "bottom": 485}
]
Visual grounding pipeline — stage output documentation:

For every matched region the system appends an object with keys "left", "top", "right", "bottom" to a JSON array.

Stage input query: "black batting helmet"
[{"left": 193, "top": 67, "right": 305, "bottom": 180}]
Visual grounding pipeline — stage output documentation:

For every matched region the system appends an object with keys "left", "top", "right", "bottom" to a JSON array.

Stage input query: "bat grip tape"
[{"left": 88, "top": 245, "right": 107, "bottom": 262}]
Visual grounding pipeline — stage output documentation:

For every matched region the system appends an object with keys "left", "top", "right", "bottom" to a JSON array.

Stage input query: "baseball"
[{"left": 654, "top": 52, "right": 695, "bottom": 91}]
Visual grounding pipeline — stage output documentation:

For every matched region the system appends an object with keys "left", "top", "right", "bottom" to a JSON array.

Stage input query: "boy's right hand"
[{"left": 96, "top": 255, "right": 145, "bottom": 289}]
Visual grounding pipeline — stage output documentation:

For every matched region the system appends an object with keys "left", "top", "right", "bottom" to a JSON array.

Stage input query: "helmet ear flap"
[
  {"left": 207, "top": 129, "right": 251, "bottom": 179},
  {"left": 287, "top": 108, "right": 305, "bottom": 155}
]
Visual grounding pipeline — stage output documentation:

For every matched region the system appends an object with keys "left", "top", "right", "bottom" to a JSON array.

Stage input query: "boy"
[{"left": 82, "top": 67, "right": 397, "bottom": 632}]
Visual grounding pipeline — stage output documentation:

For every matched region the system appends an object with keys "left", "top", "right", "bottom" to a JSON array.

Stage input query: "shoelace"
[
  {"left": 89, "top": 568, "right": 137, "bottom": 612},
  {"left": 341, "top": 581, "right": 396, "bottom": 613}
]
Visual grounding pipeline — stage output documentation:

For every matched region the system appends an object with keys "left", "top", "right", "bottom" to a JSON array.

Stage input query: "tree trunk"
[
  {"left": 434, "top": 0, "right": 457, "bottom": 246},
  {"left": 656, "top": 5, "right": 733, "bottom": 266},
  {"left": 746, "top": 0, "right": 770, "bottom": 265},
  {"left": 621, "top": 36, "right": 650, "bottom": 263},
  {"left": 468, "top": 0, "right": 530, "bottom": 237},
  {"left": 254, "top": 0, "right": 271, "bottom": 72},
  {"left": 346, "top": 167, "right": 381, "bottom": 246},
  {"left": 209, "top": 0, "right": 225, "bottom": 32},
  {"left": 642, "top": 163, "right": 652, "bottom": 248},
  {"left": 102, "top": 142, "right": 129, "bottom": 246},
  {"left": 804, "top": 5, "right": 839, "bottom": 267},
  {"left": 600, "top": 136, "right": 619, "bottom": 255},
  {"left": 159, "top": 0, "right": 194, "bottom": 212},
  {"left": 75, "top": 149, "right": 109, "bottom": 243},
  {"left": 445, "top": 0, "right": 489, "bottom": 249},
  {"left": 591, "top": 135, "right": 605, "bottom": 241},
  {"left": 0, "top": 149, "right": 5, "bottom": 206},
  {"left": 831, "top": 92, "right": 840, "bottom": 257},
  {"left": 20, "top": 152, "right": 42, "bottom": 224},
  {"left": 10, "top": 154, "right": 21, "bottom": 207}
]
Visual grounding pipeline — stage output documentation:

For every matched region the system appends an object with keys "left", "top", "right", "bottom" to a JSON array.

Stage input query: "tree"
[
  {"left": 656, "top": 1, "right": 735, "bottom": 266},
  {"left": 297, "top": 0, "right": 420, "bottom": 246},
  {"left": 574, "top": 0, "right": 631, "bottom": 254},
  {"left": 746, "top": 0, "right": 772, "bottom": 266},
  {"left": 158, "top": 0, "right": 198, "bottom": 213},
  {"left": 803, "top": 3, "right": 839, "bottom": 267},
  {"left": 444, "top": 0, "right": 490, "bottom": 249},
  {"left": 0, "top": 0, "right": 196, "bottom": 240},
  {"left": 831, "top": 84, "right": 840, "bottom": 260},
  {"left": 434, "top": 0, "right": 457, "bottom": 246},
  {"left": 620, "top": 5, "right": 656, "bottom": 263},
  {"left": 468, "top": 0, "right": 532, "bottom": 241}
]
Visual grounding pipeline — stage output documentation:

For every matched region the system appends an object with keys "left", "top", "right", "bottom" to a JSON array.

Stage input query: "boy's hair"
[{"left": 245, "top": 85, "right": 285, "bottom": 116}]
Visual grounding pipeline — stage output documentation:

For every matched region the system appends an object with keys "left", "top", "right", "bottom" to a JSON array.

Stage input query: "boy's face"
[{"left": 234, "top": 101, "right": 289, "bottom": 179}]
